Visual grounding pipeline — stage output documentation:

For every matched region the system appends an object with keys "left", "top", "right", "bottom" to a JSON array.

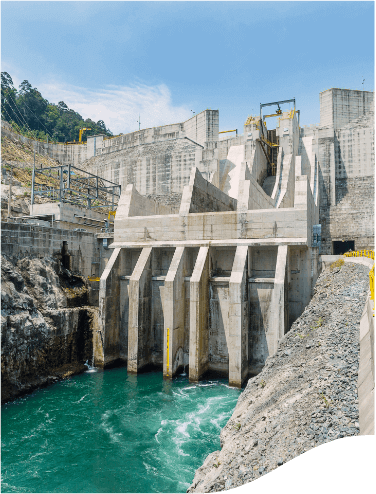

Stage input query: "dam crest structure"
[{"left": 96, "top": 105, "right": 321, "bottom": 387}]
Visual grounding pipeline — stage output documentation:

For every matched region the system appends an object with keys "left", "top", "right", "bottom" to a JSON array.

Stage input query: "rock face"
[
  {"left": 188, "top": 262, "right": 369, "bottom": 492},
  {"left": 1, "top": 255, "right": 98, "bottom": 403}
]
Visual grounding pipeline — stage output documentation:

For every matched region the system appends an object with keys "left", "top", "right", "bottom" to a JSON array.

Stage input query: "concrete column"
[
  {"left": 98, "top": 248, "right": 124, "bottom": 368},
  {"left": 163, "top": 247, "right": 187, "bottom": 379},
  {"left": 189, "top": 246, "right": 210, "bottom": 382},
  {"left": 128, "top": 247, "right": 152, "bottom": 373},
  {"left": 228, "top": 246, "right": 249, "bottom": 387},
  {"left": 268, "top": 245, "right": 288, "bottom": 355},
  {"left": 329, "top": 140, "right": 336, "bottom": 206}
]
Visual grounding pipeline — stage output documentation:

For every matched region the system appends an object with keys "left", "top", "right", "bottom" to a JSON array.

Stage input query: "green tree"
[
  {"left": 1, "top": 72, "right": 19, "bottom": 124},
  {"left": 1, "top": 72, "right": 113, "bottom": 142}
]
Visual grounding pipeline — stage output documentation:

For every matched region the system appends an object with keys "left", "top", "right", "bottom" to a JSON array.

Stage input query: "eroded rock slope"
[
  {"left": 188, "top": 262, "right": 369, "bottom": 492},
  {"left": 1, "top": 255, "right": 97, "bottom": 403}
]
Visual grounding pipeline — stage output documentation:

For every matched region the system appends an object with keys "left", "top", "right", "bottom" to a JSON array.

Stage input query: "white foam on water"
[
  {"left": 172, "top": 422, "right": 191, "bottom": 457},
  {"left": 73, "top": 394, "right": 88, "bottom": 404},
  {"left": 142, "top": 461, "right": 158, "bottom": 475},
  {"left": 210, "top": 411, "right": 230, "bottom": 429},
  {"left": 99, "top": 410, "right": 124, "bottom": 445},
  {"left": 155, "top": 427, "right": 163, "bottom": 444},
  {"left": 29, "top": 452, "right": 44, "bottom": 460},
  {"left": 176, "top": 421, "right": 190, "bottom": 438}
]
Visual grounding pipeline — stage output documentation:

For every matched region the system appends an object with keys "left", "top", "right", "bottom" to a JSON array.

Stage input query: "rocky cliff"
[
  {"left": 188, "top": 261, "right": 370, "bottom": 492},
  {"left": 1, "top": 255, "right": 98, "bottom": 403}
]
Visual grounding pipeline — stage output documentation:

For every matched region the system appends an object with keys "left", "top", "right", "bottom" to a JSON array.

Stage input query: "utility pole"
[
  {"left": 31, "top": 150, "right": 36, "bottom": 216},
  {"left": 8, "top": 164, "right": 13, "bottom": 219},
  {"left": 362, "top": 78, "right": 365, "bottom": 115},
  {"left": 137, "top": 115, "right": 141, "bottom": 131}
]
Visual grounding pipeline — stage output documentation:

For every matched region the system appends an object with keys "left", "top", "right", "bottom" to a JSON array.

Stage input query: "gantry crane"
[{"left": 79, "top": 128, "right": 91, "bottom": 143}]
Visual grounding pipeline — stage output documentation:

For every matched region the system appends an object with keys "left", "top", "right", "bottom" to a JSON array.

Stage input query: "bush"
[{"left": 330, "top": 258, "right": 344, "bottom": 270}]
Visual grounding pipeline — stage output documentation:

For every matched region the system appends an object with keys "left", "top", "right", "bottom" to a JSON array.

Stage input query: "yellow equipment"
[
  {"left": 79, "top": 128, "right": 91, "bottom": 143},
  {"left": 108, "top": 211, "right": 116, "bottom": 221},
  {"left": 245, "top": 116, "right": 261, "bottom": 127},
  {"left": 88, "top": 276, "right": 100, "bottom": 282},
  {"left": 219, "top": 129, "right": 238, "bottom": 135}
]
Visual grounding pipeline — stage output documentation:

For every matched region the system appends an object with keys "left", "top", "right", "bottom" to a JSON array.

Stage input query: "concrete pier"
[
  {"left": 128, "top": 247, "right": 152, "bottom": 373},
  {"left": 189, "top": 247, "right": 210, "bottom": 382}
]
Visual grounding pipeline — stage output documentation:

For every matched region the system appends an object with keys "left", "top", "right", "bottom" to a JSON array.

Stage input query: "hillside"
[{"left": 188, "top": 261, "right": 370, "bottom": 492}]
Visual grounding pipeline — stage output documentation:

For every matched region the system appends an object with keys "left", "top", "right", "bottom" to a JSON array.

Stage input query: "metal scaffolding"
[{"left": 31, "top": 164, "right": 121, "bottom": 210}]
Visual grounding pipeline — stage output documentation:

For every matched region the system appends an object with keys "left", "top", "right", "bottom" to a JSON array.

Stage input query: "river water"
[{"left": 1, "top": 368, "right": 241, "bottom": 493}]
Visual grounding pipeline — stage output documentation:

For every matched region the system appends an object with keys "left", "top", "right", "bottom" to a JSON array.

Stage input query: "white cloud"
[{"left": 37, "top": 81, "right": 192, "bottom": 135}]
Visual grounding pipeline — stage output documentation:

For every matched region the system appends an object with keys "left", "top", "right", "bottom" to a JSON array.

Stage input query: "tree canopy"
[{"left": 1, "top": 72, "right": 113, "bottom": 142}]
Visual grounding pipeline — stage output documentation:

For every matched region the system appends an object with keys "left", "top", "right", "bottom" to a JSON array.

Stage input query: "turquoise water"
[{"left": 1, "top": 368, "right": 241, "bottom": 493}]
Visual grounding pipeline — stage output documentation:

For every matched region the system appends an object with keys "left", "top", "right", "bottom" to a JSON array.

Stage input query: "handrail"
[
  {"left": 343, "top": 250, "right": 375, "bottom": 309},
  {"left": 343, "top": 250, "right": 374, "bottom": 260}
]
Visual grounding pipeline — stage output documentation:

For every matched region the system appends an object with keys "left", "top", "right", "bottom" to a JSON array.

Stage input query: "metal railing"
[
  {"left": 370, "top": 267, "right": 375, "bottom": 304},
  {"left": 343, "top": 250, "right": 375, "bottom": 309},
  {"left": 343, "top": 250, "right": 375, "bottom": 260}
]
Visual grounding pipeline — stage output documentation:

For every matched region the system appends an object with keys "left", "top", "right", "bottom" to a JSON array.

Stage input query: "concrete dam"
[
  {"left": 95, "top": 104, "right": 321, "bottom": 387},
  {"left": 4, "top": 89, "right": 373, "bottom": 390},
  {"left": 1, "top": 88, "right": 374, "bottom": 493}
]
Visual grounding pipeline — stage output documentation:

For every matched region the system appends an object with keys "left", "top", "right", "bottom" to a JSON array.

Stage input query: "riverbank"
[
  {"left": 1, "top": 254, "right": 97, "bottom": 403},
  {"left": 188, "top": 261, "right": 371, "bottom": 492}
]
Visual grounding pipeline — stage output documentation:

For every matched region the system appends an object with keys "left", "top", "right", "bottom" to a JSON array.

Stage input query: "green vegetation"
[
  {"left": 297, "top": 317, "right": 323, "bottom": 340},
  {"left": 1, "top": 72, "right": 113, "bottom": 143},
  {"left": 319, "top": 392, "right": 331, "bottom": 408},
  {"left": 330, "top": 258, "right": 345, "bottom": 270}
]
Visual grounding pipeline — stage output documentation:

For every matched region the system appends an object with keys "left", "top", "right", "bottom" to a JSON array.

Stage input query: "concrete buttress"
[
  {"left": 228, "top": 246, "right": 249, "bottom": 387},
  {"left": 128, "top": 247, "right": 152, "bottom": 373},
  {"left": 98, "top": 248, "right": 124, "bottom": 367},
  {"left": 163, "top": 247, "right": 187, "bottom": 378},
  {"left": 189, "top": 247, "right": 210, "bottom": 382},
  {"left": 268, "top": 245, "right": 288, "bottom": 355}
]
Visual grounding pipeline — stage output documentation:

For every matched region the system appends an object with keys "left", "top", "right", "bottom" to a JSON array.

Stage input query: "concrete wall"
[
  {"left": 1, "top": 221, "right": 98, "bottom": 278},
  {"left": 320, "top": 89, "right": 374, "bottom": 128},
  {"left": 183, "top": 110, "right": 219, "bottom": 145},
  {"left": 179, "top": 167, "right": 237, "bottom": 215},
  {"left": 1, "top": 110, "right": 219, "bottom": 170},
  {"left": 31, "top": 202, "right": 109, "bottom": 233},
  {"left": 1, "top": 220, "right": 114, "bottom": 308},
  {"left": 113, "top": 207, "right": 308, "bottom": 245},
  {"left": 358, "top": 295, "right": 375, "bottom": 435},
  {"left": 234, "top": 161, "right": 273, "bottom": 212},
  {"left": 115, "top": 183, "right": 177, "bottom": 219},
  {"left": 320, "top": 176, "right": 374, "bottom": 254}
]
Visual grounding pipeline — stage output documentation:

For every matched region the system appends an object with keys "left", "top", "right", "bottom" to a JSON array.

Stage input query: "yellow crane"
[{"left": 79, "top": 128, "right": 91, "bottom": 143}]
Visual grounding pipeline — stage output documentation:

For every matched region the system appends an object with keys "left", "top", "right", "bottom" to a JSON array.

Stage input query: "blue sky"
[{"left": 1, "top": 1, "right": 374, "bottom": 135}]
